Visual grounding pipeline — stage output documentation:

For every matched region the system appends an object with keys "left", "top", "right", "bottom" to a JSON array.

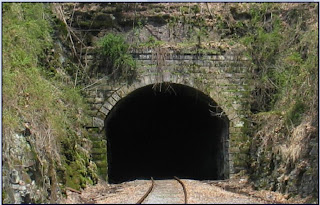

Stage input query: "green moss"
[
  {"left": 63, "top": 150, "right": 98, "bottom": 190},
  {"left": 95, "top": 160, "right": 107, "bottom": 168},
  {"left": 92, "top": 154, "right": 107, "bottom": 161},
  {"left": 92, "top": 141, "right": 106, "bottom": 148},
  {"left": 195, "top": 48, "right": 221, "bottom": 55},
  {"left": 91, "top": 148, "right": 107, "bottom": 154},
  {"left": 138, "top": 36, "right": 166, "bottom": 48},
  {"left": 2, "top": 190, "right": 7, "bottom": 204}
]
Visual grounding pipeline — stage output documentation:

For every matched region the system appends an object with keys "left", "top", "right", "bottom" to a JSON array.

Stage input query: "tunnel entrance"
[{"left": 105, "top": 83, "right": 229, "bottom": 183}]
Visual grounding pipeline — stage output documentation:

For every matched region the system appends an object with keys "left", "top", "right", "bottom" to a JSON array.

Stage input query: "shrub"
[{"left": 95, "top": 33, "right": 136, "bottom": 82}]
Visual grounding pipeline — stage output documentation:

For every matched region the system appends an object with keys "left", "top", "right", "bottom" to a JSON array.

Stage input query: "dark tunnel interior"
[{"left": 105, "top": 83, "right": 229, "bottom": 183}]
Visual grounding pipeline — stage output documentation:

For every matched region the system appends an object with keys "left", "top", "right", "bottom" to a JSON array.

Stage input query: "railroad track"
[{"left": 136, "top": 176, "right": 188, "bottom": 204}]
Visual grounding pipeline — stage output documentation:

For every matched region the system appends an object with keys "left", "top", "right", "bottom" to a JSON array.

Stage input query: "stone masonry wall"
[{"left": 83, "top": 50, "right": 251, "bottom": 178}]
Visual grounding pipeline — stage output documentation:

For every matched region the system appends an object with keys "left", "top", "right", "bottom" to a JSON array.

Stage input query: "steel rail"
[
  {"left": 136, "top": 177, "right": 154, "bottom": 204},
  {"left": 136, "top": 176, "right": 187, "bottom": 204},
  {"left": 174, "top": 176, "right": 188, "bottom": 204}
]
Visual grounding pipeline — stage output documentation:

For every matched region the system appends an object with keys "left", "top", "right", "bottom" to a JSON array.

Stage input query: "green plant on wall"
[
  {"left": 96, "top": 33, "right": 137, "bottom": 82},
  {"left": 139, "top": 36, "right": 165, "bottom": 48}
]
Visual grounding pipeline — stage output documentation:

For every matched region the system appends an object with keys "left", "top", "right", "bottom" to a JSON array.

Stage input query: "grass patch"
[
  {"left": 95, "top": 33, "right": 137, "bottom": 82},
  {"left": 2, "top": 3, "right": 98, "bottom": 201}
]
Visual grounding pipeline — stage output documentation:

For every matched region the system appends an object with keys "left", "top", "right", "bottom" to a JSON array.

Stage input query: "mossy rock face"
[
  {"left": 92, "top": 141, "right": 106, "bottom": 148},
  {"left": 89, "top": 135, "right": 103, "bottom": 142},
  {"left": 148, "top": 14, "right": 169, "bottom": 26},
  {"left": 66, "top": 175, "right": 81, "bottom": 190},
  {"left": 73, "top": 11, "right": 114, "bottom": 29},
  {"left": 95, "top": 160, "right": 107, "bottom": 168},
  {"left": 92, "top": 148, "right": 107, "bottom": 154},
  {"left": 97, "top": 167, "right": 108, "bottom": 180},
  {"left": 63, "top": 157, "right": 98, "bottom": 190},
  {"left": 92, "top": 13, "right": 114, "bottom": 29},
  {"left": 92, "top": 153, "right": 107, "bottom": 161},
  {"left": 89, "top": 132, "right": 108, "bottom": 179}
]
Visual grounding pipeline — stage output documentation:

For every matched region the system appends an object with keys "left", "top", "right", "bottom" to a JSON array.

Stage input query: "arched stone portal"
[
  {"left": 105, "top": 83, "right": 229, "bottom": 183},
  {"left": 85, "top": 53, "right": 250, "bottom": 182}
]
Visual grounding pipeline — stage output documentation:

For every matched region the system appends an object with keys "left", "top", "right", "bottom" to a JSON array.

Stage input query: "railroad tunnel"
[{"left": 105, "top": 83, "right": 229, "bottom": 183}]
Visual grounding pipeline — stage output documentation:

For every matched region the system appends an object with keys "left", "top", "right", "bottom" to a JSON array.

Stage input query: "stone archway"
[
  {"left": 85, "top": 53, "right": 250, "bottom": 180},
  {"left": 103, "top": 82, "right": 229, "bottom": 183}
]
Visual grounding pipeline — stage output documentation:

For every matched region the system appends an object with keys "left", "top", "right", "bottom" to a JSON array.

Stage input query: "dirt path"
[{"left": 61, "top": 177, "right": 310, "bottom": 204}]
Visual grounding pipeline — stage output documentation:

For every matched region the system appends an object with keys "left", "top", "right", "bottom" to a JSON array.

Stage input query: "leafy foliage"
[
  {"left": 239, "top": 4, "right": 318, "bottom": 119},
  {"left": 2, "top": 3, "right": 98, "bottom": 202},
  {"left": 95, "top": 33, "right": 137, "bottom": 82},
  {"left": 232, "top": 3, "right": 318, "bottom": 199},
  {"left": 215, "top": 4, "right": 318, "bottom": 199}
]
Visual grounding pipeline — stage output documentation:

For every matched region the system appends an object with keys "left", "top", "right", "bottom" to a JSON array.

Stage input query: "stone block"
[
  {"left": 92, "top": 153, "right": 107, "bottom": 160},
  {"left": 183, "top": 78, "right": 193, "bottom": 87},
  {"left": 201, "top": 55, "right": 212, "bottom": 60},
  {"left": 10, "top": 170, "right": 20, "bottom": 184},
  {"left": 151, "top": 74, "right": 159, "bottom": 84},
  {"left": 145, "top": 66, "right": 158, "bottom": 73},
  {"left": 171, "top": 54, "right": 179, "bottom": 60},
  {"left": 162, "top": 72, "right": 171, "bottom": 82},
  {"left": 111, "top": 92, "right": 121, "bottom": 102},
  {"left": 165, "top": 59, "right": 174, "bottom": 65},
  {"left": 183, "top": 55, "right": 193, "bottom": 60},
  {"left": 94, "top": 97, "right": 104, "bottom": 104},
  {"left": 211, "top": 55, "right": 219, "bottom": 60},
  {"left": 181, "top": 59, "right": 191, "bottom": 65},
  {"left": 92, "top": 103, "right": 102, "bottom": 110},
  {"left": 93, "top": 117, "right": 104, "bottom": 128},
  {"left": 99, "top": 106, "right": 109, "bottom": 116},
  {"left": 132, "top": 81, "right": 145, "bottom": 90},
  {"left": 174, "top": 75, "right": 183, "bottom": 84},
  {"left": 87, "top": 90, "right": 98, "bottom": 97},
  {"left": 103, "top": 102, "right": 113, "bottom": 111},
  {"left": 141, "top": 60, "right": 153, "bottom": 65},
  {"left": 117, "top": 87, "right": 130, "bottom": 98},
  {"left": 170, "top": 75, "right": 177, "bottom": 83},
  {"left": 97, "top": 112, "right": 107, "bottom": 120},
  {"left": 173, "top": 60, "right": 181, "bottom": 65},
  {"left": 225, "top": 55, "right": 235, "bottom": 61},
  {"left": 86, "top": 97, "right": 96, "bottom": 103},
  {"left": 191, "top": 59, "right": 202, "bottom": 66},
  {"left": 107, "top": 96, "right": 116, "bottom": 106},
  {"left": 91, "top": 148, "right": 107, "bottom": 155},
  {"left": 87, "top": 109, "right": 97, "bottom": 116},
  {"left": 203, "top": 61, "right": 213, "bottom": 67},
  {"left": 96, "top": 84, "right": 112, "bottom": 92},
  {"left": 142, "top": 75, "right": 151, "bottom": 85},
  {"left": 139, "top": 54, "right": 151, "bottom": 60},
  {"left": 217, "top": 55, "right": 225, "bottom": 60}
]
